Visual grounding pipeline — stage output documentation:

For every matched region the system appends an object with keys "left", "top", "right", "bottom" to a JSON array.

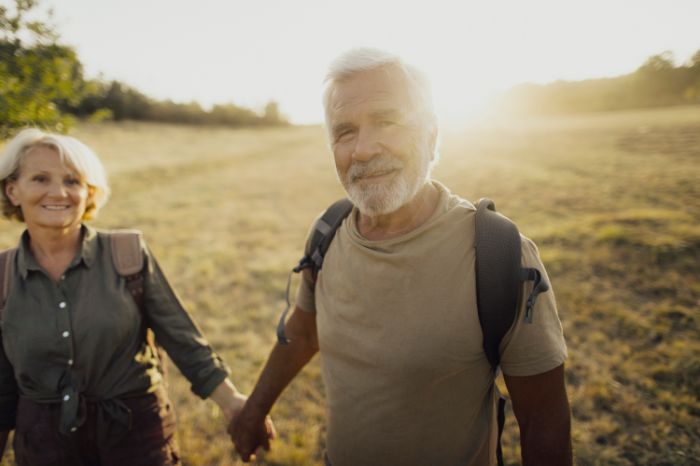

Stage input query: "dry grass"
[{"left": 1, "top": 105, "right": 699, "bottom": 465}]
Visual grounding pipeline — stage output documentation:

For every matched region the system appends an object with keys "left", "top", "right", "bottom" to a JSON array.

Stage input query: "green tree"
[{"left": 0, "top": 0, "right": 86, "bottom": 138}]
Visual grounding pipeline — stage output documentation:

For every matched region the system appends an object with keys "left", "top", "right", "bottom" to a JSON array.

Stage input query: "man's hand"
[
  {"left": 226, "top": 306, "right": 318, "bottom": 461},
  {"left": 227, "top": 400, "right": 276, "bottom": 462}
]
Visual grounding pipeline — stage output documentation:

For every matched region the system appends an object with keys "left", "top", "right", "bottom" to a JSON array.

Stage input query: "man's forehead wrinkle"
[{"left": 331, "top": 93, "right": 405, "bottom": 118}]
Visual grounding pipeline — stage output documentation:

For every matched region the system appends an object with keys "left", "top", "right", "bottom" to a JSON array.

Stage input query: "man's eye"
[{"left": 335, "top": 130, "right": 355, "bottom": 142}]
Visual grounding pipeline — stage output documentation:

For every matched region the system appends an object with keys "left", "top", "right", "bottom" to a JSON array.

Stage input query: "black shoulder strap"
[
  {"left": 277, "top": 198, "right": 353, "bottom": 344},
  {"left": 474, "top": 198, "right": 549, "bottom": 372},
  {"left": 0, "top": 248, "right": 18, "bottom": 315},
  {"left": 295, "top": 198, "right": 354, "bottom": 277}
]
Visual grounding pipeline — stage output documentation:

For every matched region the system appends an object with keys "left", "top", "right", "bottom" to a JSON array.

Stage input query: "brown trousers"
[{"left": 13, "top": 387, "right": 180, "bottom": 466}]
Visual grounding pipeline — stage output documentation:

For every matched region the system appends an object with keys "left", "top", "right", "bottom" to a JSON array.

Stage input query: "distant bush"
[
  {"left": 63, "top": 80, "right": 289, "bottom": 127},
  {"left": 498, "top": 49, "right": 700, "bottom": 115},
  {"left": 1, "top": 0, "right": 288, "bottom": 139}
]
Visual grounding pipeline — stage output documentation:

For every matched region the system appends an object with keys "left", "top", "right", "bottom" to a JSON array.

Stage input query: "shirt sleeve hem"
[
  {"left": 501, "top": 353, "right": 567, "bottom": 377},
  {"left": 193, "top": 368, "right": 230, "bottom": 400}
]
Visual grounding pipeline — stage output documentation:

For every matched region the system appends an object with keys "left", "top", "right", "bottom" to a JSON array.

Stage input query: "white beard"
[{"left": 340, "top": 150, "right": 431, "bottom": 216}]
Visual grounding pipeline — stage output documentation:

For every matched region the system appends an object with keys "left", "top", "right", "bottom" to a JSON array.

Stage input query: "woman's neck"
[{"left": 27, "top": 225, "right": 83, "bottom": 281}]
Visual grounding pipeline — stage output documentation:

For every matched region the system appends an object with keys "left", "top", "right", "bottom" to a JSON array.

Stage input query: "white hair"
[
  {"left": 0, "top": 128, "right": 110, "bottom": 221},
  {"left": 322, "top": 47, "right": 440, "bottom": 162}
]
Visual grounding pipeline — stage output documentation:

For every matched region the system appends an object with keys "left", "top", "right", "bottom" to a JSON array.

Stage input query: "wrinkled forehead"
[{"left": 327, "top": 67, "right": 416, "bottom": 119}]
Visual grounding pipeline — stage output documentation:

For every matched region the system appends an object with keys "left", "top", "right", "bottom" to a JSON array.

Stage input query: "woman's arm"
[{"left": 208, "top": 378, "right": 246, "bottom": 423}]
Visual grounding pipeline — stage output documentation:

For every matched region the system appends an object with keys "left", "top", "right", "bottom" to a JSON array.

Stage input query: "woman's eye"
[{"left": 32, "top": 175, "right": 47, "bottom": 183}]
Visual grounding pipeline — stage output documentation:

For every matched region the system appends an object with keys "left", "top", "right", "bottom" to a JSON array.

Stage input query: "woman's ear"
[{"left": 5, "top": 181, "right": 20, "bottom": 206}]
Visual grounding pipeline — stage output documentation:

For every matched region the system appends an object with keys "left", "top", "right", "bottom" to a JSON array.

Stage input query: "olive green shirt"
[{"left": 0, "top": 226, "right": 230, "bottom": 433}]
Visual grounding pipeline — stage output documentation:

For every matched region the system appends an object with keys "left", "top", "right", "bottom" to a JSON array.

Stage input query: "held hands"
[
  {"left": 227, "top": 399, "right": 276, "bottom": 462},
  {"left": 210, "top": 379, "right": 277, "bottom": 461}
]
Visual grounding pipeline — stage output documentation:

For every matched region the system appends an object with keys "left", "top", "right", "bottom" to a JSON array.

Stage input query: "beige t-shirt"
[{"left": 296, "top": 181, "right": 567, "bottom": 466}]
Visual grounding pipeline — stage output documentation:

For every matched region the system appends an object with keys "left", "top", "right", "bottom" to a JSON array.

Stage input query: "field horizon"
[{"left": 1, "top": 105, "right": 699, "bottom": 465}]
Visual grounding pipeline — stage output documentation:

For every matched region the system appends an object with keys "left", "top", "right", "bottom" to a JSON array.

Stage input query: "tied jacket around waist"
[{"left": 0, "top": 226, "right": 230, "bottom": 434}]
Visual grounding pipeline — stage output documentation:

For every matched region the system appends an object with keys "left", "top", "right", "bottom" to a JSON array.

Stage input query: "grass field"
[{"left": 1, "top": 105, "right": 699, "bottom": 465}]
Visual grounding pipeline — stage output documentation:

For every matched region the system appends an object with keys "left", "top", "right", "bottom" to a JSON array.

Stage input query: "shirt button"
[
  {"left": 62, "top": 331, "right": 70, "bottom": 338},
  {"left": 61, "top": 275, "right": 66, "bottom": 281},
  {"left": 70, "top": 426, "right": 77, "bottom": 432},
  {"left": 68, "top": 359, "right": 74, "bottom": 366},
  {"left": 63, "top": 394, "right": 70, "bottom": 402},
  {"left": 58, "top": 302, "right": 67, "bottom": 309}
]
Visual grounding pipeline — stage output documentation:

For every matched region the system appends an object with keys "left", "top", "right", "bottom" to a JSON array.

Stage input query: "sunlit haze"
[{"left": 36, "top": 0, "right": 700, "bottom": 124}]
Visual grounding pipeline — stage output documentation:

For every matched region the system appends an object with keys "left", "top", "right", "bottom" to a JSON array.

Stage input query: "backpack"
[
  {"left": 0, "top": 230, "right": 167, "bottom": 380},
  {"left": 275, "top": 197, "right": 549, "bottom": 466}
]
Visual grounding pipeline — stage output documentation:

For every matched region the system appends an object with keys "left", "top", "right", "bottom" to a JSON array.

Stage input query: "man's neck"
[{"left": 357, "top": 182, "right": 439, "bottom": 241}]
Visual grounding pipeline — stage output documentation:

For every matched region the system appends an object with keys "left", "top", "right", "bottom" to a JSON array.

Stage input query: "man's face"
[{"left": 327, "top": 67, "right": 435, "bottom": 216}]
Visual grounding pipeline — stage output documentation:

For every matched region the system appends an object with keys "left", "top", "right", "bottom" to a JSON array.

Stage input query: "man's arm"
[
  {"left": 228, "top": 306, "right": 319, "bottom": 462},
  {"left": 503, "top": 363, "right": 573, "bottom": 466}
]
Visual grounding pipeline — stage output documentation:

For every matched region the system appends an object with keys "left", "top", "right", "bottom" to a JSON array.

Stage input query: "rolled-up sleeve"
[
  {"left": 142, "top": 246, "right": 230, "bottom": 399},
  {"left": 0, "top": 331, "right": 18, "bottom": 430}
]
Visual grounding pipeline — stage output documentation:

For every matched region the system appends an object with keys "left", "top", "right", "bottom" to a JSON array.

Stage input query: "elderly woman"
[{"left": 0, "top": 129, "right": 270, "bottom": 465}]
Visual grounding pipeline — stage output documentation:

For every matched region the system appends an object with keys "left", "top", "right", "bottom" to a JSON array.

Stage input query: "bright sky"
[{"left": 33, "top": 0, "right": 700, "bottom": 124}]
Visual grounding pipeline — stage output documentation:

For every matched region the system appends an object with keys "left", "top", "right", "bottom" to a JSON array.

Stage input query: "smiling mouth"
[
  {"left": 353, "top": 168, "right": 399, "bottom": 182},
  {"left": 42, "top": 205, "right": 71, "bottom": 211}
]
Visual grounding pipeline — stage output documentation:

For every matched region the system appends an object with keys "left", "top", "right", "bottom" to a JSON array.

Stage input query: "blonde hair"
[{"left": 0, "top": 128, "right": 110, "bottom": 221}]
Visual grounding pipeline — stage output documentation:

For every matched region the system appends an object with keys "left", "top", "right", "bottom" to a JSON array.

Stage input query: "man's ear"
[{"left": 428, "top": 123, "right": 438, "bottom": 161}]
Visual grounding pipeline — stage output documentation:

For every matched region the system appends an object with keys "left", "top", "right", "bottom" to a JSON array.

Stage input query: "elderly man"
[{"left": 229, "top": 48, "right": 572, "bottom": 466}]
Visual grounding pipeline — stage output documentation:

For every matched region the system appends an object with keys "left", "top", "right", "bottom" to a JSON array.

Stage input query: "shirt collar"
[{"left": 16, "top": 225, "right": 97, "bottom": 279}]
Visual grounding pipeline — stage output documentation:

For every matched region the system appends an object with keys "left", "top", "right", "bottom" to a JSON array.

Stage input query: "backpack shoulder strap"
[
  {"left": 294, "top": 198, "right": 354, "bottom": 278},
  {"left": 474, "top": 198, "right": 550, "bottom": 372},
  {"left": 0, "top": 248, "right": 18, "bottom": 315},
  {"left": 108, "top": 230, "right": 145, "bottom": 311},
  {"left": 277, "top": 198, "right": 354, "bottom": 344},
  {"left": 109, "top": 230, "right": 144, "bottom": 277},
  {"left": 108, "top": 230, "right": 167, "bottom": 377},
  {"left": 474, "top": 198, "right": 522, "bottom": 371}
]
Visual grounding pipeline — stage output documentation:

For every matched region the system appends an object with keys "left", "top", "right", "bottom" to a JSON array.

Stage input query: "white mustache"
[{"left": 348, "top": 156, "right": 404, "bottom": 183}]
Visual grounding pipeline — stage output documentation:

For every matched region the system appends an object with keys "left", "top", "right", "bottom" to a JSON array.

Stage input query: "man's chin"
[{"left": 347, "top": 192, "right": 404, "bottom": 217}]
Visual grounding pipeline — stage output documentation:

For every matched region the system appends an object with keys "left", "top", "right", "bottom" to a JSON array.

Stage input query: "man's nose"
[{"left": 352, "top": 127, "right": 382, "bottom": 162}]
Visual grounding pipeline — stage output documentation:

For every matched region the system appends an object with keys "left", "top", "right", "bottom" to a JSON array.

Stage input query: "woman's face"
[{"left": 5, "top": 146, "right": 89, "bottom": 233}]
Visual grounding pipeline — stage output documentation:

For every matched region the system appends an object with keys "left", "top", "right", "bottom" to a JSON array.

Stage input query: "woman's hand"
[{"left": 209, "top": 379, "right": 247, "bottom": 423}]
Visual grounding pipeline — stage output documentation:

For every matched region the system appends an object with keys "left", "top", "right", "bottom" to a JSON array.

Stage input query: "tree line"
[
  {"left": 0, "top": 0, "right": 287, "bottom": 139},
  {"left": 496, "top": 50, "right": 700, "bottom": 115}
]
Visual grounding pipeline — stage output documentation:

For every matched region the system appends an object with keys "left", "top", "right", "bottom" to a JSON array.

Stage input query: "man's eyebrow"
[
  {"left": 331, "top": 122, "right": 354, "bottom": 135},
  {"left": 370, "top": 109, "right": 401, "bottom": 119}
]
